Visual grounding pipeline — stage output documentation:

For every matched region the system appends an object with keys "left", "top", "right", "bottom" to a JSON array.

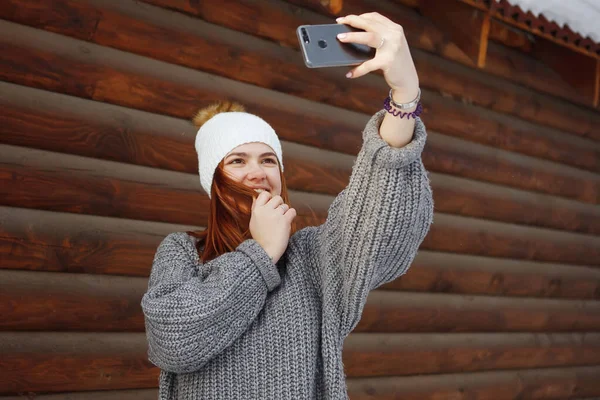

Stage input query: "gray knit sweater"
[{"left": 142, "top": 110, "right": 434, "bottom": 399}]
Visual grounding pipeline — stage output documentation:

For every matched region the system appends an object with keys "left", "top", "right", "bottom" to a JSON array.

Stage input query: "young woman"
[{"left": 142, "top": 12, "right": 433, "bottom": 400}]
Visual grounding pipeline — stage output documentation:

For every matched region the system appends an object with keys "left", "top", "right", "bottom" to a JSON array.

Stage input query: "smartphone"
[{"left": 297, "top": 24, "right": 376, "bottom": 68}]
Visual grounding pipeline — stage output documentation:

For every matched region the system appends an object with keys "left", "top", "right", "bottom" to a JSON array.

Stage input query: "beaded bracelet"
[{"left": 383, "top": 88, "right": 423, "bottom": 119}]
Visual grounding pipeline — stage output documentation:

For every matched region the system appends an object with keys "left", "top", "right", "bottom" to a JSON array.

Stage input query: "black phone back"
[{"left": 297, "top": 24, "right": 375, "bottom": 68}]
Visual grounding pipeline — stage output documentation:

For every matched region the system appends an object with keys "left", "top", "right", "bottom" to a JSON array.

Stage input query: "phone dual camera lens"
[{"left": 301, "top": 28, "right": 310, "bottom": 44}]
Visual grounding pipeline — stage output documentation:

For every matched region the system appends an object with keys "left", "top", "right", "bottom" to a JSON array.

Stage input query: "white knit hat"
[{"left": 195, "top": 111, "right": 284, "bottom": 197}]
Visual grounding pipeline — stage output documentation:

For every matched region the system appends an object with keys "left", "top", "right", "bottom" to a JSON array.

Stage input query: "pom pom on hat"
[
  {"left": 194, "top": 101, "right": 283, "bottom": 197},
  {"left": 192, "top": 101, "right": 246, "bottom": 128}
]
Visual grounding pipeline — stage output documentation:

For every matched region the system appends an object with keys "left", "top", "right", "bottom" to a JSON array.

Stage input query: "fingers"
[
  {"left": 337, "top": 31, "right": 377, "bottom": 47},
  {"left": 348, "top": 58, "right": 383, "bottom": 79},
  {"left": 336, "top": 14, "right": 370, "bottom": 31},
  {"left": 284, "top": 207, "right": 297, "bottom": 223},
  {"left": 253, "top": 190, "right": 272, "bottom": 209},
  {"left": 359, "top": 12, "right": 392, "bottom": 24},
  {"left": 266, "top": 195, "right": 284, "bottom": 209},
  {"left": 277, "top": 203, "right": 290, "bottom": 214},
  {"left": 253, "top": 192, "right": 294, "bottom": 223}
]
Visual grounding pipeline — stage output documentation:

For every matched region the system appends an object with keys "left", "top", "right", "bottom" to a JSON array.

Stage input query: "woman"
[{"left": 142, "top": 12, "right": 433, "bottom": 400}]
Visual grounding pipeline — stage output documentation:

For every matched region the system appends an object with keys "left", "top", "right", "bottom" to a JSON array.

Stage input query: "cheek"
[
  {"left": 223, "top": 167, "right": 244, "bottom": 182},
  {"left": 267, "top": 170, "right": 282, "bottom": 189}
]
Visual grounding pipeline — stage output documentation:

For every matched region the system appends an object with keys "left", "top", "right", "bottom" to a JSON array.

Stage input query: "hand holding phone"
[{"left": 296, "top": 24, "right": 376, "bottom": 68}]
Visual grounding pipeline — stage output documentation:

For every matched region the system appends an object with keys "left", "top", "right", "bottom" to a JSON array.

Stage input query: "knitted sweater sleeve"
[
  {"left": 312, "top": 110, "right": 433, "bottom": 337},
  {"left": 141, "top": 232, "right": 281, "bottom": 373}
]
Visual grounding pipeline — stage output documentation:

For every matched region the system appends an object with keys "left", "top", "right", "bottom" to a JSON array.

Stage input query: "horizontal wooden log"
[
  {"left": 3, "top": 145, "right": 600, "bottom": 265},
  {"left": 1, "top": 0, "right": 598, "bottom": 168},
  {"left": 423, "top": 134, "right": 600, "bottom": 205},
  {"left": 346, "top": 366, "right": 600, "bottom": 399},
  {"left": 3, "top": 206, "right": 600, "bottom": 300},
  {"left": 0, "top": 144, "right": 331, "bottom": 225},
  {"left": 387, "top": 252, "right": 600, "bottom": 300},
  {"left": 1, "top": 331, "right": 600, "bottom": 394},
  {"left": 1, "top": 382, "right": 599, "bottom": 400},
  {"left": 0, "top": 84, "right": 352, "bottom": 198},
  {"left": 355, "top": 291, "right": 600, "bottom": 332},
  {"left": 0, "top": 207, "right": 177, "bottom": 276},
  {"left": 0, "top": 390, "right": 158, "bottom": 400},
  {"left": 423, "top": 95, "right": 600, "bottom": 174},
  {"left": 132, "top": 0, "right": 600, "bottom": 139},
  {"left": 343, "top": 332, "right": 600, "bottom": 377},
  {"left": 0, "top": 271, "right": 146, "bottom": 331},
  {"left": 2, "top": 269, "right": 600, "bottom": 332},
  {"left": 420, "top": 213, "right": 600, "bottom": 266},
  {"left": 0, "top": 333, "right": 157, "bottom": 394},
  {"left": 428, "top": 173, "right": 600, "bottom": 236},
  {"left": 2, "top": 83, "right": 600, "bottom": 234},
  {"left": 389, "top": 0, "right": 420, "bottom": 9},
  {"left": 285, "top": 0, "right": 342, "bottom": 14},
  {"left": 1, "top": 24, "right": 599, "bottom": 204}
]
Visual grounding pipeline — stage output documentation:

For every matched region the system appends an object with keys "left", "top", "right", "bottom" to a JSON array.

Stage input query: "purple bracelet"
[{"left": 383, "top": 96, "right": 423, "bottom": 119}]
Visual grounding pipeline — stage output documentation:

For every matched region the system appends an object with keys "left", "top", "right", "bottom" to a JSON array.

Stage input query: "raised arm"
[
  {"left": 309, "top": 111, "right": 433, "bottom": 337},
  {"left": 141, "top": 232, "right": 279, "bottom": 373}
]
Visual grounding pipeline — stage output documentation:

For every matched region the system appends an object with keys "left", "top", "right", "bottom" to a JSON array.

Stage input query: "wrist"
[
  {"left": 262, "top": 245, "right": 280, "bottom": 264},
  {"left": 391, "top": 87, "right": 419, "bottom": 105}
]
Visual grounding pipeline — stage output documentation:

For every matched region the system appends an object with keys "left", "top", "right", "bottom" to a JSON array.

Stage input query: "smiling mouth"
[{"left": 254, "top": 188, "right": 270, "bottom": 193}]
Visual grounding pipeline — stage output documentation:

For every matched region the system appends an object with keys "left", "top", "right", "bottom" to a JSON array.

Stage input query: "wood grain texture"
[
  {"left": 285, "top": 0, "right": 343, "bottom": 15},
  {"left": 140, "top": 0, "right": 600, "bottom": 142},
  {"left": 3, "top": 144, "right": 600, "bottom": 265},
  {"left": 346, "top": 366, "right": 600, "bottom": 399},
  {"left": 0, "top": 20, "right": 361, "bottom": 155},
  {"left": 0, "top": 207, "right": 181, "bottom": 276},
  {"left": 0, "top": 390, "right": 159, "bottom": 400},
  {"left": 355, "top": 291, "right": 600, "bottom": 333},
  {"left": 419, "top": 213, "right": 600, "bottom": 267},
  {"left": 386, "top": 252, "right": 600, "bottom": 300},
  {"left": 3, "top": 206, "right": 599, "bottom": 299},
  {"left": 0, "top": 142, "right": 331, "bottom": 221},
  {"left": 2, "top": 270, "right": 600, "bottom": 333},
  {"left": 0, "top": 333, "right": 158, "bottom": 394},
  {"left": 2, "top": 390, "right": 158, "bottom": 400},
  {"left": 1, "top": 24, "right": 598, "bottom": 204},
  {"left": 427, "top": 174, "right": 600, "bottom": 236},
  {"left": 2, "top": 83, "right": 600, "bottom": 234},
  {"left": 0, "top": 271, "right": 146, "bottom": 332},
  {"left": 340, "top": 0, "right": 600, "bottom": 119},
  {"left": 145, "top": 0, "right": 588, "bottom": 114},
  {"left": 1, "top": 385, "right": 599, "bottom": 400},
  {"left": 1, "top": 0, "right": 599, "bottom": 166},
  {"left": 419, "top": 0, "right": 486, "bottom": 66},
  {"left": 532, "top": 38, "right": 598, "bottom": 103},
  {"left": 1, "top": 332, "right": 600, "bottom": 394},
  {"left": 423, "top": 135, "right": 600, "bottom": 205},
  {"left": 343, "top": 332, "right": 600, "bottom": 377}
]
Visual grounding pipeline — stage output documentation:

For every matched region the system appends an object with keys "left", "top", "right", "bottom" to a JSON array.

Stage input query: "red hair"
[{"left": 187, "top": 161, "right": 294, "bottom": 263}]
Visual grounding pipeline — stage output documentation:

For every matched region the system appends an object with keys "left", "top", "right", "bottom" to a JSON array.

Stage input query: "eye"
[
  {"left": 262, "top": 158, "right": 277, "bottom": 164},
  {"left": 228, "top": 158, "right": 244, "bottom": 164}
]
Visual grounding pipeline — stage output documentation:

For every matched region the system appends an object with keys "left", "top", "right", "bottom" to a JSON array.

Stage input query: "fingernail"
[
  {"left": 337, "top": 33, "right": 346, "bottom": 39},
  {"left": 346, "top": 71, "right": 352, "bottom": 78},
  {"left": 336, "top": 17, "right": 343, "bottom": 22}
]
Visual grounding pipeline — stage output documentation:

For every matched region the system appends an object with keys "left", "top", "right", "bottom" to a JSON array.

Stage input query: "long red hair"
[
  {"left": 187, "top": 162, "right": 293, "bottom": 263},
  {"left": 186, "top": 101, "right": 294, "bottom": 263}
]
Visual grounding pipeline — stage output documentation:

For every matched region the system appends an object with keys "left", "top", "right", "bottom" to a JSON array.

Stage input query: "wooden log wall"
[{"left": 1, "top": 0, "right": 600, "bottom": 398}]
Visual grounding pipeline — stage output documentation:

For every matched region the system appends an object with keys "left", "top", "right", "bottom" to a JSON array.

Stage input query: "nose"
[{"left": 246, "top": 163, "right": 267, "bottom": 182}]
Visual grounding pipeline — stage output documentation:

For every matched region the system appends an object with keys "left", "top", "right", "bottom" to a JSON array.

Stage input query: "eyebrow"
[{"left": 225, "top": 152, "right": 277, "bottom": 158}]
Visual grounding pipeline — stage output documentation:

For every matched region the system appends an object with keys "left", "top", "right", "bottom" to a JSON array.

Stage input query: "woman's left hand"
[{"left": 336, "top": 13, "right": 419, "bottom": 101}]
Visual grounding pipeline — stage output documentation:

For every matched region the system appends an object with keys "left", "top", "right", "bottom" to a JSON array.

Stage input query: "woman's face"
[{"left": 222, "top": 142, "right": 282, "bottom": 196}]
